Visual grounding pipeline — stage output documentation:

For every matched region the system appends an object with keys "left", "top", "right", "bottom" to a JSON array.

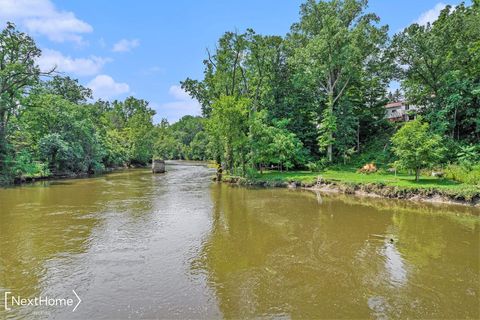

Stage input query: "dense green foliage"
[
  {"left": 391, "top": 2, "right": 480, "bottom": 142},
  {"left": 153, "top": 115, "right": 208, "bottom": 161},
  {"left": 391, "top": 118, "right": 444, "bottom": 181},
  {"left": 0, "top": 28, "right": 159, "bottom": 183},
  {"left": 3, "top": 84, "right": 158, "bottom": 181},
  {"left": 0, "top": 0, "right": 479, "bottom": 186},
  {"left": 0, "top": 23, "right": 43, "bottom": 177},
  {"left": 181, "top": 0, "right": 479, "bottom": 184}
]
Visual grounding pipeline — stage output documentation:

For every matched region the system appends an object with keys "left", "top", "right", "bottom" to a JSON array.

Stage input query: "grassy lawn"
[{"left": 253, "top": 169, "right": 467, "bottom": 191}]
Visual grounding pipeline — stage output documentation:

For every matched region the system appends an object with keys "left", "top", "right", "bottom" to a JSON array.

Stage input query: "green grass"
[
  {"left": 258, "top": 170, "right": 451, "bottom": 186},
  {"left": 251, "top": 169, "right": 479, "bottom": 195}
]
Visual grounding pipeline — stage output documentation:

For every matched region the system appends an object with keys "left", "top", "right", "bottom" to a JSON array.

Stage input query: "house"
[{"left": 384, "top": 101, "right": 418, "bottom": 122}]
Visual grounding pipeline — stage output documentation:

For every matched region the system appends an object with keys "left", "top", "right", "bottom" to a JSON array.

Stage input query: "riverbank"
[
  {"left": 1, "top": 160, "right": 207, "bottom": 186},
  {"left": 2, "top": 165, "right": 137, "bottom": 186},
  {"left": 218, "top": 170, "right": 480, "bottom": 207}
]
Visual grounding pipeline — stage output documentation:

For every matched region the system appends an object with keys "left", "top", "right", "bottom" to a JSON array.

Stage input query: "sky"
[{"left": 0, "top": 0, "right": 469, "bottom": 123}]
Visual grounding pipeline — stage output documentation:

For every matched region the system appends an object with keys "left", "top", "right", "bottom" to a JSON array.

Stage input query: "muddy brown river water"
[{"left": 0, "top": 162, "right": 479, "bottom": 319}]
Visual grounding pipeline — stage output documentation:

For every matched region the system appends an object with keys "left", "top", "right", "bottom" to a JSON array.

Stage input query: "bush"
[
  {"left": 246, "top": 167, "right": 259, "bottom": 179},
  {"left": 13, "top": 150, "right": 49, "bottom": 178},
  {"left": 305, "top": 158, "right": 329, "bottom": 172},
  {"left": 457, "top": 144, "right": 480, "bottom": 166},
  {"left": 444, "top": 164, "right": 480, "bottom": 185}
]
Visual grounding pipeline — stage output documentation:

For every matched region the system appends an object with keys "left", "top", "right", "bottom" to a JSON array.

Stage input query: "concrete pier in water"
[{"left": 152, "top": 159, "right": 165, "bottom": 173}]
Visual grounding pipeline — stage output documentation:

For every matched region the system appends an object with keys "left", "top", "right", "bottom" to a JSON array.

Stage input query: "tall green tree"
[
  {"left": 392, "top": 2, "right": 480, "bottom": 141},
  {"left": 207, "top": 95, "right": 250, "bottom": 174},
  {"left": 0, "top": 23, "right": 47, "bottom": 171},
  {"left": 181, "top": 30, "right": 287, "bottom": 116},
  {"left": 35, "top": 75, "right": 93, "bottom": 104},
  {"left": 289, "top": 0, "right": 389, "bottom": 162},
  {"left": 250, "top": 111, "right": 305, "bottom": 172},
  {"left": 17, "top": 93, "right": 105, "bottom": 174}
]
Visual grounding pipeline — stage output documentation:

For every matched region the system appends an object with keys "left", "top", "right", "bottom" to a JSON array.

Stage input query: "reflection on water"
[
  {"left": 0, "top": 163, "right": 479, "bottom": 319},
  {"left": 197, "top": 184, "right": 479, "bottom": 319},
  {"left": 383, "top": 240, "right": 408, "bottom": 287},
  {"left": 1, "top": 165, "right": 221, "bottom": 319}
]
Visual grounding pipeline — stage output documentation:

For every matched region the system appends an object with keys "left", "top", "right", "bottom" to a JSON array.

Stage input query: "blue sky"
[{"left": 0, "top": 0, "right": 468, "bottom": 123}]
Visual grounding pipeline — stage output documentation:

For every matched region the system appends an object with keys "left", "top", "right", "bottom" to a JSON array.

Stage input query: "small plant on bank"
[
  {"left": 444, "top": 164, "right": 480, "bottom": 185},
  {"left": 306, "top": 158, "right": 329, "bottom": 172}
]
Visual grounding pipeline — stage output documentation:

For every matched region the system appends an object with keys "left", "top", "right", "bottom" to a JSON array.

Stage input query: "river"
[{"left": 0, "top": 162, "right": 479, "bottom": 319}]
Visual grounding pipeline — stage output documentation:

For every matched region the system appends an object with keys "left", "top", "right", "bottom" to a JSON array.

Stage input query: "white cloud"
[
  {"left": 415, "top": 3, "right": 447, "bottom": 26},
  {"left": 37, "top": 49, "right": 110, "bottom": 76},
  {"left": 169, "top": 85, "right": 192, "bottom": 101},
  {"left": 0, "top": 0, "right": 93, "bottom": 43},
  {"left": 87, "top": 75, "right": 130, "bottom": 100},
  {"left": 112, "top": 39, "right": 140, "bottom": 52},
  {"left": 153, "top": 85, "right": 201, "bottom": 123}
]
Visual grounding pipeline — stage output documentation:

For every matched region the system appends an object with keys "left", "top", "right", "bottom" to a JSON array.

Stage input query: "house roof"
[{"left": 385, "top": 101, "right": 404, "bottom": 108}]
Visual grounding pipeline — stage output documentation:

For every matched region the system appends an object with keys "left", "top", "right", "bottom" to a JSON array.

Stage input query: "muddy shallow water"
[{"left": 0, "top": 163, "right": 478, "bottom": 319}]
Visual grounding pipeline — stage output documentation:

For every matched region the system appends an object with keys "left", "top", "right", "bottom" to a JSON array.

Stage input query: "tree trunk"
[
  {"left": 451, "top": 107, "right": 457, "bottom": 139},
  {"left": 327, "top": 143, "right": 332, "bottom": 162},
  {"left": 226, "top": 144, "right": 233, "bottom": 174},
  {"left": 326, "top": 92, "right": 334, "bottom": 162},
  {"left": 0, "top": 111, "right": 6, "bottom": 172},
  {"left": 241, "top": 154, "right": 246, "bottom": 177},
  {"left": 357, "top": 122, "right": 360, "bottom": 152},
  {"left": 415, "top": 168, "right": 420, "bottom": 181},
  {"left": 0, "top": 127, "right": 5, "bottom": 172}
]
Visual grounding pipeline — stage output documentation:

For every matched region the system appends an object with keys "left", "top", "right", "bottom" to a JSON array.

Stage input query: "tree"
[
  {"left": 105, "top": 97, "right": 156, "bottom": 165},
  {"left": 391, "top": 117, "right": 444, "bottom": 181},
  {"left": 392, "top": 2, "right": 480, "bottom": 142},
  {"left": 35, "top": 75, "right": 93, "bottom": 104},
  {"left": 38, "top": 133, "right": 72, "bottom": 174},
  {"left": 289, "top": 0, "right": 389, "bottom": 162},
  {"left": 0, "top": 23, "right": 46, "bottom": 171},
  {"left": 181, "top": 29, "right": 286, "bottom": 117},
  {"left": 153, "top": 119, "right": 183, "bottom": 160},
  {"left": 170, "top": 115, "right": 204, "bottom": 147},
  {"left": 181, "top": 32, "right": 249, "bottom": 116},
  {"left": 207, "top": 95, "right": 250, "bottom": 174},
  {"left": 388, "top": 89, "right": 403, "bottom": 103},
  {"left": 269, "top": 123, "right": 305, "bottom": 171},
  {"left": 188, "top": 131, "right": 210, "bottom": 160},
  {"left": 18, "top": 93, "right": 105, "bottom": 173},
  {"left": 250, "top": 111, "right": 305, "bottom": 172}
]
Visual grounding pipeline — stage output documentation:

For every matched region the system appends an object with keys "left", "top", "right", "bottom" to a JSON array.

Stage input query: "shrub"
[
  {"left": 444, "top": 164, "right": 480, "bottom": 185},
  {"left": 306, "top": 158, "right": 329, "bottom": 172},
  {"left": 12, "top": 150, "right": 49, "bottom": 178}
]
